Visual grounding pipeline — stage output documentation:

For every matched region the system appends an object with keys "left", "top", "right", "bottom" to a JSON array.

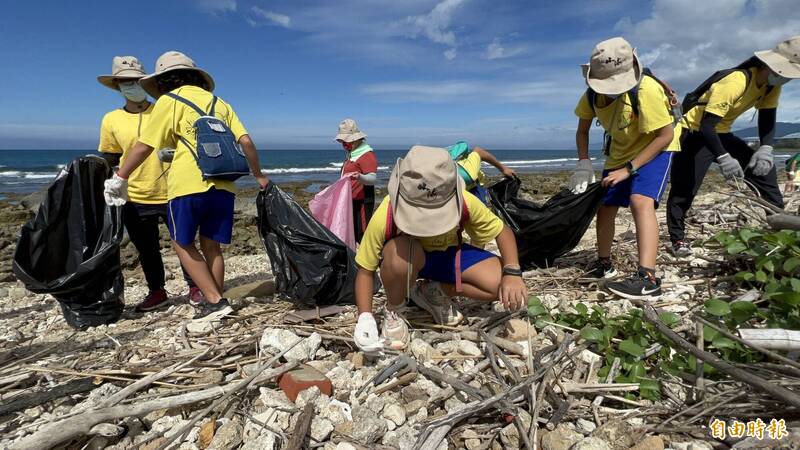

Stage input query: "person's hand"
[
  {"left": 501, "top": 166, "right": 517, "bottom": 178},
  {"left": 157, "top": 149, "right": 175, "bottom": 163},
  {"left": 568, "top": 159, "right": 595, "bottom": 194},
  {"left": 716, "top": 153, "right": 744, "bottom": 179},
  {"left": 602, "top": 167, "right": 630, "bottom": 187},
  {"left": 255, "top": 174, "right": 270, "bottom": 190},
  {"left": 788, "top": 171, "right": 796, "bottom": 181},
  {"left": 747, "top": 145, "right": 774, "bottom": 176},
  {"left": 353, "top": 312, "right": 382, "bottom": 354},
  {"left": 499, "top": 275, "right": 527, "bottom": 311},
  {"left": 103, "top": 174, "right": 128, "bottom": 206}
]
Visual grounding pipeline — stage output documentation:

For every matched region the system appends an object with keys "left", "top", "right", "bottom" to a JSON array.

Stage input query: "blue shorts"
[
  {"left": 167, "top": 188, "right": 235, "bottom": 246},
  {"left": 602, "top": 152, "right": 673, "bottom": 208},
  {"left": 418, "top": 244, "right": 497, "bottom": 285}
]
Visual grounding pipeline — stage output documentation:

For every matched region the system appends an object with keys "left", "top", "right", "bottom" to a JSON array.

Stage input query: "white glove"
[
  {"left": 103, "top": 174, "right": 128, "bottom": 206},
  {"left": 157, "top": 148, "right": 175, "bottom": 163},
  {"left": 747, "top": 145, "right": 774, "bottom": 177},
  {"left": 716, "top": 153, "right": 744, "bottom": 180},
  {"left": 568, "top": 159, "right": 596, "bottom": 194},
  {"left": 354, "top": 312, "right": 382, "bottom": 353}
]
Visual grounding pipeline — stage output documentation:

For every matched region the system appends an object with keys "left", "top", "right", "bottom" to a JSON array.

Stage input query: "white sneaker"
[
  {"left": 410, "top": 281, "right": 464, "bottom": 326},
  {"left": 381, "top": 309, "right": 410, "bottom": 350}
]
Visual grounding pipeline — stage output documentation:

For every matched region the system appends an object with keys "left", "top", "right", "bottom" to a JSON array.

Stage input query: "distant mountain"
[{"left": 734, "top": 122, "right": 800, "bottom": 138}]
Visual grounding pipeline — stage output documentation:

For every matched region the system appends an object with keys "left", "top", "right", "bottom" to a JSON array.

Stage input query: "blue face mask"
[
  {"left": 768, "top": 71, "right": 791, "bottom": 87},
  {"left": 604, "top": 93, "right": 621, "bottom": 101},
  {"left": 118, "top": 81, "right": 147, "bottom": 102}
]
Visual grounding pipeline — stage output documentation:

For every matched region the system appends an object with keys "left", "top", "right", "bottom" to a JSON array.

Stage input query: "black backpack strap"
[
  {"left": 208, "top": 96, "right": 218, "bottom": 116},
  {"left": 164, "top": 92, "right": 207, "bottom": 117}
]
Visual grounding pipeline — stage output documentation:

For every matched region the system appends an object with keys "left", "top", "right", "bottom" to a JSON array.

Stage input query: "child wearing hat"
[
  {"left": 97, "top": 56, "right": 199, "bottom": 312},
  {"left": 569, "top": 37, "right": 681, "bottom": 300},
  {"left": 352, "top": 146, "right": 528, "bottom": 353},
  {"left": 105, "top": 51, "right": 268, "bottom": 321},
  {"left": 335, "top": 118, "right": 378, "bottom": 243},
  {"left": 667, "top": 36, "right": 800, "bottom": 256}
]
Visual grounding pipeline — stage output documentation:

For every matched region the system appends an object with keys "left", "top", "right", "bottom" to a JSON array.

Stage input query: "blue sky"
[{"left": 1, "top": 0, "right": 799, "bottom": 150}]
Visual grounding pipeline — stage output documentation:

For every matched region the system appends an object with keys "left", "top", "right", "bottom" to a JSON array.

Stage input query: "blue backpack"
[{"left": 165, "top": 92, "right": 250, "bottom": 181}]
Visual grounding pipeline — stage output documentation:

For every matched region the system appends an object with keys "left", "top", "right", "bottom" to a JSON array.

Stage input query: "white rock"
[
  {"left": 295, "top": 386, "right": 322, "bottom": 408},
  {"left": 444, "top": 397, "right": 467, "bottom": 413},
  {"left": 259, "top": 328, "right": 321, "bottom": 362},
  {"left": 386, "top": 418, "right": 396, "bottom": 431},
  {"left": 672, "top": 441, "right": 713, "bottom": 450},
  {"left": 410, "top": 338, "right": 441, "bottom": 362},
  {"left": 457, "top": 340, "right": 482, "bottom": 357},
  {"left": 383, "top": 403, "right": 406, "bottom": 427},
  {"left": 571, "top": 437, "right": 612, "bottom": 450},
  {"left": 310, "top": 417, "right": 334, "bottom": 442},
  {"left": 320, "top": 399, "right": 352, "bottom": 426},
  {"left": 576, "top": 418, "right": 596, "bottom": 434},
  {"left": 335, "top": 443, "right": 358, "bottom": 450}
]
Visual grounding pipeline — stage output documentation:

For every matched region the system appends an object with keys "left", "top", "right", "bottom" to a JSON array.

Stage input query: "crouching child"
[{"left": 352, "top": 146, "right": 528, "bottom": 353}]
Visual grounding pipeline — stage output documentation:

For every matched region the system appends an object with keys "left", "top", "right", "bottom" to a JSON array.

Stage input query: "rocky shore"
[{"left": 2, "top": 170, "right": 798, "bottom": 449}]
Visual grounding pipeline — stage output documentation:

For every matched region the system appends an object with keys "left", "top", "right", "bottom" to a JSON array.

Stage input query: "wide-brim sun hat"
[
  {"left": 139, "top": 51, "right": 216, "bottom": 98},
  {"left": 97, "top": 56, "right": 147, "bottom": 91},
  {"left": 387, "top": 145, "right": 465, "bottom": 238},
  {"left": 755, "top": 35, "right": 800, "bottom": 79},
  {"left": 335, "top": 118, "right": 367, "bottom": 143},
  {"left": 584, "top": 37, "right": 641, "bottom": 95}
]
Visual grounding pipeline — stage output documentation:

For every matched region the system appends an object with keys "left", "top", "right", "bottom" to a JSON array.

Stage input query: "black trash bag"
[
  {"left": 488, "top": 177, "right": 605, "bottom": 269},
  {"left": 256, "top": 182, "right": 359, "bottom": 306},
  {"left": 13, "top": 155, "right": 124, "bottom": 330}
]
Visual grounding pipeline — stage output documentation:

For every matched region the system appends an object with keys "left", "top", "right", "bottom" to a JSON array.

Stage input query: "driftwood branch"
[
  {"left": 285, "top": 402, "right": 314, "bottom": 450},
  {"left": 766, "top": 213, "right": 800, "bottom": 231},
  {"left": 696, "top": 316, "right": 800, "bottom": 372},
  {"left": 642, "top": 305, "right": 800, "bottom": 409},
  {"left": 12, "top": 342, "right": 300, "bottom": 450}
]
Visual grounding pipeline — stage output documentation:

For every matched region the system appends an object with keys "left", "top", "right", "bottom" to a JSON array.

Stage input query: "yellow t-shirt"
[
  {"left": 355, "top": 191, "right": 504, "bottom": 271},
  {"left": 457, "top": 152, "right": 488, "bottom": 187},
  {"left": 98, "top": 105, "right": 168, "bottom": 204},
  {"left": 682, "top": 67, "right": 781, "bottom": 133},
  {"left": 575, "top": 76, "right": 681, "bottom": 169},
  {"left": 139, "top": 85, "right": 248, "bottom": 200}
]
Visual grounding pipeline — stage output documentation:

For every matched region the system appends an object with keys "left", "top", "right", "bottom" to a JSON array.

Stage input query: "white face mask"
[
  {"left": 118, "top": 82, "right": 147, "bottom": 102},
  {"left": 768, "top": 71, "right": 791, "bottom": 87},
  {"left": 604, "top": 93, "right": 621, "bottom": 100}
]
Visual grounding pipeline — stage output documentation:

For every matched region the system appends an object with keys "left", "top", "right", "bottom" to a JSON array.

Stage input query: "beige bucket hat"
[
  {"left": 387, "top": 145, "right": 465, "bottom": 237},
  {"left": 755, "top": 36, "right": 800, "bottom": 79},
  {"left": 583, "top": 37, "right": 641, "bottom": 95},
  {"left": 139, "top": 51, "right": 215, "bottom": 98},
  {"left": 97, "top": 56, "right": 147, "bottom": 91},
  {"left": 335, "top": 118, "right": 367, "bottom": 143}
]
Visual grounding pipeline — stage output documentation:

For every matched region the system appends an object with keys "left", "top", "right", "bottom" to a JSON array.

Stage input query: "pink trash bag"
[{"left": 309, "top": 175, "right": 356, "bottom": 249}]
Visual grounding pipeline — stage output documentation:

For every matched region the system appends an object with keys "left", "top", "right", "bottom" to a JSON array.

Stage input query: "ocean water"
[
  {"left": 0, "top": 148, "right": 601, "bottom": 195},
  {"left": 0, "top": 148, "right": 794, "bottom": 195}
]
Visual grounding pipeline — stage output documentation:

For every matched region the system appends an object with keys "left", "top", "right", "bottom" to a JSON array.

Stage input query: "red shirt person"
[{"left": 335, "top": 119, "right": 378, "bottom": 242}]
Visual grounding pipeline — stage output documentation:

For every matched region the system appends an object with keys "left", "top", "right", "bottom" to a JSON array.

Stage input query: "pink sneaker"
[
  {"left": 135, "top": 289, "right": 169, "bottom": 312},
  {"left": 189, "top": 287, "right": 204, "bottom": 306}
]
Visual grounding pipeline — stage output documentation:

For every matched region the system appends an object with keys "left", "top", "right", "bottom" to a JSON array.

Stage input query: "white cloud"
[
  {"left": 393, "top": 0, "right": 466, "bottom": 59},
  {"left": 616, "top": 0, "right": 800, "bottom": 92},
  {"left": 249, "top": 7, "right": 291, "bottom": 28},
  {"left": 197, "top": 0, "right": 236, "bottom": 15},
  {"left": 484, "top": 38, "right": 525, "bottom": 60},
  {"left": 360, "top": 77, "right": 581, "bottom": 104}
]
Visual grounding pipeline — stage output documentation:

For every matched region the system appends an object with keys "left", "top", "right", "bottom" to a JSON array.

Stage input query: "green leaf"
[
  {"left": 784, "top": 257, "right": 800, "bottom": 273},
  {"left": 755, "top": 270, "right": 768, "bottom": 283},
  {"left": 763, "top": 259, "right": 775, "bottom": 273},
  {"left": 712, "top": 336, "right": 737, "bottom": 349},
  {"left": 791, "top": 278, "right": 800, "bottom": 292},
  {"left": 659, "top": 312, "right": 679, "bottom": 327},
  {"left": 580, "top": 326, "right": 604, "bottom": 342},
  {"left": 771, "top": 291, "right": 800, "bottom": 305},
  {"left": 528, "top": 296, "right": 542, "bottom": 307},
  {"left": 704, "top": 298, "right": 731, "bottom": 316},
  {"left": 703, "top": 325, "right": 719, "bottom": 342},
  {"left": 575, "top": 303, "right": 588, "bottom": 316},
  {"left": 739, "top": 229, "right": 762, "bottom": 243},
  {"left": 727, "top": 242, "right": 747, "bottom": 254},
  {"left": 736, "top": 271, "right": 755, "bottom": 282},
  {"left": 730, "top": 301, "right": 757, "bottom": 324},
  {"left": 527, "top": 304, "right": 548, "bottom": 317},
  {"left": 619, "top": 339, "right": 645, "bottom": 357}
]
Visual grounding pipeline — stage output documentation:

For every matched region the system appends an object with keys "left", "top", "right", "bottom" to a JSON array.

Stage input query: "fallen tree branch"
[
  {"left": 11, "top": 342, "right": 299, "bottom": 450},
  {"left": 766, "top": 213, "right": 800, "bottom": 231},
  {"left": 642, "top": 305, "right": 800, "bottom": 409}
]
